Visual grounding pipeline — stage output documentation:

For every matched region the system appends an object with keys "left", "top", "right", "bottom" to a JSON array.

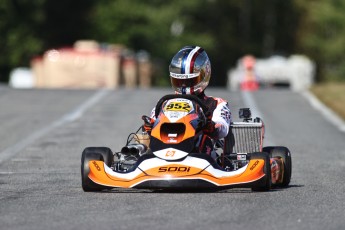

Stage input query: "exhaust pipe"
[{"left": 121, "top": 144, "right": 148, "bottom": 157}]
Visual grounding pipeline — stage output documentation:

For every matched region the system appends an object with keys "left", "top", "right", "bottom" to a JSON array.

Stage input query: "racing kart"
[{"left": 81, "top": 94, "right": 292, "bottom": 192}]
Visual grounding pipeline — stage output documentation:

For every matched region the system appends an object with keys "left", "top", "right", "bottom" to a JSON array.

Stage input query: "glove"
[
  {"left": 203, "top": 120, "right": 218, "bottom": 138},
  {"left": 142, "top": 115, "right": 154, "bottom": 133}
]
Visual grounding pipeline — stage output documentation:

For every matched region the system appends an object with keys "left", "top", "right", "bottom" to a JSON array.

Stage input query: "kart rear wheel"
[
  {"left": 251, "top": 152, "right": 271, "bottom": 192},
  {"left": 263, "top": 146, "right": 292, "bottom": 187},
  {"left": 81, "top": 147, "right": 114, "bottom": 192}
]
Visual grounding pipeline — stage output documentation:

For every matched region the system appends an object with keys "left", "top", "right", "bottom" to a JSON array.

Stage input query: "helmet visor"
[{"left": 170, "top": 73, "right": 201, "bottom": 88}]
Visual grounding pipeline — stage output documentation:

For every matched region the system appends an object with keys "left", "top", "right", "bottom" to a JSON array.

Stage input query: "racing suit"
[{"left": 146, "top": 91, "right": 232, "bottom": 157}]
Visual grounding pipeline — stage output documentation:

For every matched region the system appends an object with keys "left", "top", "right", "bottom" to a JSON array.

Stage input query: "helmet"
[{"left": 169, "top": 46, "right": 211, "bottom": 95}]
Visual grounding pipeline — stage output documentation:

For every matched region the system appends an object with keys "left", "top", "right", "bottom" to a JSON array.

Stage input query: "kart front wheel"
[
  {"left": 263, "top": 146, "right": 292, "bottom": 187},
  {"left": 81, "top": 147, "right": 114, "bottom": 192},
  {"left": 251, "top": 152, "right": 271, "bottom": 192}
]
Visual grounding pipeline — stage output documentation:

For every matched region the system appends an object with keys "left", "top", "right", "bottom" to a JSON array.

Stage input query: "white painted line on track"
[
  {"left": 241, "top": 91, "right": 263, "bottom": 119},
  {"left": 0, "top": 172, "right": 14, "bottom": 175},
  {"left": 0, "top": 89, "right": 111, "bottom": 165},
  {"left": 301, "top": 91, "right": 345, "bottom": 133},
  {"left": 241, "top": 91, "right": 276, "bottom": 146}
]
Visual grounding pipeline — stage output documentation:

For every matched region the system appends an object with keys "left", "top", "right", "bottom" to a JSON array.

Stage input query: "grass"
[{"left": 311, "top": 82, "right": 345, "bottom": 120}]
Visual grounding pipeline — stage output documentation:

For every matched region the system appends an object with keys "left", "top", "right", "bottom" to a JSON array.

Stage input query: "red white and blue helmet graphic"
[{"left": 169, "top": 46, "right": 211, "bottom": 95}]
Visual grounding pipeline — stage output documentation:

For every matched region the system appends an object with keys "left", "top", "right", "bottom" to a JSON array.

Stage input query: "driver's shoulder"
[{"left": 207, "top": 96, "right": 227, "bottom": 105}]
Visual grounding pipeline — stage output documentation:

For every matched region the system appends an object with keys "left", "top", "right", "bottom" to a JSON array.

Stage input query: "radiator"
[{"left": 231, "top": 122, "right": 264, "bottom": 153}]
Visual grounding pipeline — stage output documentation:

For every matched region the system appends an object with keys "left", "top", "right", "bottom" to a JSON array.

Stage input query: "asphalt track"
[{"left": 0, "top": 86, "right": 345, "bottom": 230}]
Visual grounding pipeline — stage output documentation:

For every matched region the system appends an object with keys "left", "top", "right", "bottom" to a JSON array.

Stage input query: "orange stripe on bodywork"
[{"left": 201, "top": 159, "right": 265, "bottom": 185}]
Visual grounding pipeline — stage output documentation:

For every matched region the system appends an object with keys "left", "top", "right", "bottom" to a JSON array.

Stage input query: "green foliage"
[
  {"left": 1, "top": 0, "right": 345, "bottom": 83},
  {"left": 89, "top": 0, "right": 214, "bottom": 60},
  {"left": 0, "top": 0, "right": 45, "bottom": 81},
  {"left": 297, "top": 0, "right": 345, "bottom": 82}
]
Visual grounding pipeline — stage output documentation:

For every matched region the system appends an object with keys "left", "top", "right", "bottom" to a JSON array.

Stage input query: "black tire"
[
  {"left": 81, "top": 147, "right": 114, "bottom": 192},
  {"left": 263, "top": 146, "right": 292, "bottom": 187},
  {"left": 251, "top": 152, "right": 271, "bottom": 192}
]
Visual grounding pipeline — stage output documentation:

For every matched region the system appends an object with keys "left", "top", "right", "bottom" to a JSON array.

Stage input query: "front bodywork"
[{"left": 88, "top": 153, "right": 267, "bottom": 189}]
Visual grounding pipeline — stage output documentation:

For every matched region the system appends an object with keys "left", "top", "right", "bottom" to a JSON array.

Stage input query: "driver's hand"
[
  {"left": 142, "top": 115, "right": 154, "bottom": 133},
  {"left": 203, "top": 120, "right": 218, "bottom": 138}
]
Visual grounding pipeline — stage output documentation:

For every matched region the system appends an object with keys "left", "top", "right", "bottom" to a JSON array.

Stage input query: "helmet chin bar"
[
  {"left": 178, "top": 86, "right": 191, "bottom": 95},
  {"left": 175, "top": 86, "right": 204, "bottom": 95},
  {"left": 182, "top": 85, "right": 187, "bottom": 94}
]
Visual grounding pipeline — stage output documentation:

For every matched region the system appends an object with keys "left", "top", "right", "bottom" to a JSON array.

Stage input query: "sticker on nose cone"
[{"left": 153, "top": 148, "right": 189, "bottom": 160}]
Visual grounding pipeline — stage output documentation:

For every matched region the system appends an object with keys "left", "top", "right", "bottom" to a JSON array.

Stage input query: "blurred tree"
[
  {"left": 89, "top": 0, "right": 215, "bottom": 85},
  {"left": 180, "top": 1, "right": 238, "bottom": 86},
  {"left": 89, "top": 0, "right": 300, "bottom": 86},
  {"left": 296, "top": 0, "right": 345, "bottom": 82},
  {"left": 179, "top": 0, "right": 300, "bottom": 86},
  {"left": 41, "top": 0, "right": 95, "bottom": 48},
  {"left": 0, "top": 0, "right": 94, "bottom": 83},
  {"left": 0, "top": 0, "right": 338, "bottom": 85},
  {"left": 0, "top": 0, "right": 44, "bottom": 82}
]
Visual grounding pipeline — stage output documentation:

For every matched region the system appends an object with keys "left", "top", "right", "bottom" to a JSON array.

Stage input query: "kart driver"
[{"left": 143, "top": 46, "right": 232, "bottom": 158}]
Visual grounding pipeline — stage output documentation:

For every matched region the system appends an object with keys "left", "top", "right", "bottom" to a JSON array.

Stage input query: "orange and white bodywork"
[
  {"left": 83, "top": 95, "right": 275, "bottom": 190},
  {"left": 88, "top": 151, "right": 267, "bottom": 189}
]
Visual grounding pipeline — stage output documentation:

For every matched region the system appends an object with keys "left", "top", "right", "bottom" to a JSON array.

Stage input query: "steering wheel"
[{"left": 154, "top": 94, "right": 210, "bottom": 119}]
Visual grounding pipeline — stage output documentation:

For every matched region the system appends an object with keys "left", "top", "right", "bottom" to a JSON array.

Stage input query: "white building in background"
[
  {"left": 9, "top": 67, "right": 35, "bottom": 88},
  {"left": 228, "top": 55, "right": 315, "bottom": 91}
]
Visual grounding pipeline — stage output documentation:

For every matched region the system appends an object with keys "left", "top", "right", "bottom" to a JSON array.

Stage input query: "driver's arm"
[{"left": 211, "top": 99, "right": 232, "bottom": 139}]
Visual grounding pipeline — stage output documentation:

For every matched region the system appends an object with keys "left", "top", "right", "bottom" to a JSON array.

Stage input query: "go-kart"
[{"left": 81, "top": 94, "right": 292, "bottom": 192}]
